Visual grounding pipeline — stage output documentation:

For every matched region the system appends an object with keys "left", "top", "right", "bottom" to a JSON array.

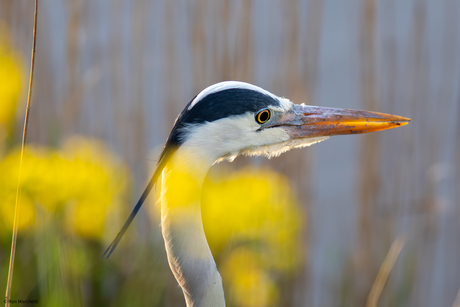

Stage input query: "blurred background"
[{"left": 0, "top": 0, "right": 459, "bottom": 306}]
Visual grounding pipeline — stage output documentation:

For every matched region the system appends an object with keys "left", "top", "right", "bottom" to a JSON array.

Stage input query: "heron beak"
[{"left": 275, "top": 104, "right": 410, "bottom": 138}]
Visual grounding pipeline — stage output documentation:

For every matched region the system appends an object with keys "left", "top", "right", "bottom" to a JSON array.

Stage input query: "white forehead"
[{"left": 188, "top": 81, "right": 281, "bottom": 110}]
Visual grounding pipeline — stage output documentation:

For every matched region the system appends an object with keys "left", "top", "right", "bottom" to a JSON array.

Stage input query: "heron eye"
[{"left": 256, "top": 109, "right": 271, "bottom": 124}]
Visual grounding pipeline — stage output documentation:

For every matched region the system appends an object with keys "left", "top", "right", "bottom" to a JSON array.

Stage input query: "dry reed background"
[{"left": 1, "top": 0, "right": 459, "bottom": 306}]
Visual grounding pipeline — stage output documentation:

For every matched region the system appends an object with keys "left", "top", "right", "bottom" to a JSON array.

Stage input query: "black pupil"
[{"left": 259, "top": 110, "right": 269, "bottom": 122}]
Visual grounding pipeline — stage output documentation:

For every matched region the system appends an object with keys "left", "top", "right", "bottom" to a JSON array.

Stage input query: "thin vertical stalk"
[
  {"left": 366, "top": 237, "right": 405, "bottom": 307},
  {"left": 5, "top": 1, "right": 38, "bottom": 306}
]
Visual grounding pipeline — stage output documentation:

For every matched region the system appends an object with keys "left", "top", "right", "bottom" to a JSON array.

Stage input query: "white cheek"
[
  {"left": 240, "top": 127, "right": 290, "bottom": 151},
  {"left": 180, "top": 112, "right": 329, "bottom": 164},
  {"left": 181, "top": 114, "right": 289, "bottom": 162}
]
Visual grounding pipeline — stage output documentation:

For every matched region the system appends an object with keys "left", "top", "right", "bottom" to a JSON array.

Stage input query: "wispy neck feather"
[{"left": 160, "top": 149, "right": 225, "bottom": 307}]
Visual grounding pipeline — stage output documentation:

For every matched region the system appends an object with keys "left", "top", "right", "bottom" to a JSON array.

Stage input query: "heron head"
[
  {"left": 103, "top": 81, "right": 410, "bottom": 259},
  {"left": 164, "top": 81, "right": 410, "bottom": 165}
]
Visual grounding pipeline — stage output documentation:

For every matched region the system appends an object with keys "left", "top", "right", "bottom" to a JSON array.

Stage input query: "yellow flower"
[
  {"left": 0, "top": 24, "right": 22, "bottom": 129},
  {"left": 221, "top": 248, "right": 278, "bottom": 307},
  {"left": 200, "top": 166, "right": 304, "bottom": 306},
  {"left": 0, "top": 137, "right": 127, "bottom": 240},
  {"left": 0, "top": 192, "right": 35, "bottom": 233},
  {"left": 202, "top": 167, "right": 303, "bottom": 270}
]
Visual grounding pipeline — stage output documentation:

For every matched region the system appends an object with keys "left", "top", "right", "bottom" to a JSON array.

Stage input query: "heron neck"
[{"left": 160, "top": 148, "right": 225, "bottom": 307}]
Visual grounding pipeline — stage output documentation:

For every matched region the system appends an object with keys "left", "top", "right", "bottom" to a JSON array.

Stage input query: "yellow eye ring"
[{"left": 256, "top": 109, "right": 271, "bottom": 124}]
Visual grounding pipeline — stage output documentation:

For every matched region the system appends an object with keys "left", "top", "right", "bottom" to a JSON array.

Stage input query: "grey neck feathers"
[{"left": 160, "top": 149, "right": 225, "bottom": 307}]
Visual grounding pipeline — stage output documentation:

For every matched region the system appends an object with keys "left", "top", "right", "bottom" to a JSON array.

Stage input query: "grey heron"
[{"left": 104, "top": 81, "right": 410, "bottom": 307}]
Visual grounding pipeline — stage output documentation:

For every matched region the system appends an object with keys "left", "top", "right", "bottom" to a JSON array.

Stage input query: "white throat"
[{"left": 160, "top": 148, "right": 225, "bottom": 307}]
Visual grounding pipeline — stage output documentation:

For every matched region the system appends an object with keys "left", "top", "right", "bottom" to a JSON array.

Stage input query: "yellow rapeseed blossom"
[
  {"left": 202, "top": 167, "right": 303, "bottom": 269},
  {"left": 61, "top": 137, "right": 127, "bottom": 239},
  {"left": 201, "top": 167, "right": 304, "bottom": 307},
  {"left": 221, "top": 248, "right": 278, "bottom": 307},
  {"left": 0, "top": 191, "right": 35, "bottom": 232},
  {"left": 0, "top": 23, "right": 22, "bottom": 131},
  {"left": 0, "top": 137, "right": 127, "bottom": 239}
]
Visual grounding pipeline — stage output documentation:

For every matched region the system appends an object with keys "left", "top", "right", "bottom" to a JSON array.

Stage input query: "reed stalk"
[{"left": 5, "top": 1, "right": 38, "bottom": 306}]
